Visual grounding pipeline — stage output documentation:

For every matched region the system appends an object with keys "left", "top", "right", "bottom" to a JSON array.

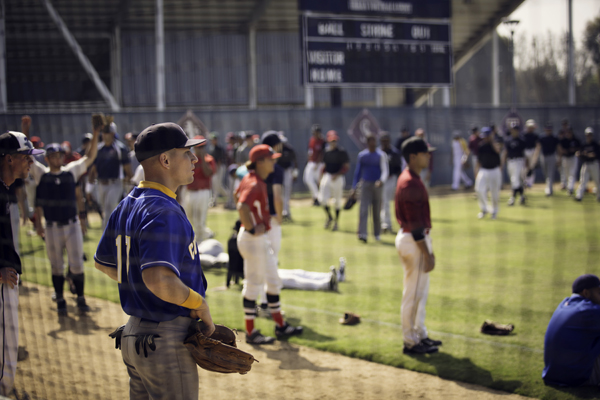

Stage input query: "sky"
[{"left": 500, "top": 0, "right": 600, "bottom": 45}]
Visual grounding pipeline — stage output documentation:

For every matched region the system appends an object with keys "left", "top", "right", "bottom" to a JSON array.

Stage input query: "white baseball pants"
[
  {"left": 237, "top": 228, "right": 282, "bottom": 300},
  {"left": 182, "top": 188, "right": 213, "bottom": 241},
  {"left": 279, "top": 269, "right": 331, "bottom": 291},
  {"left": 318, "top": 173, "right": 345, "bottom": 209},
  {"left": 380, "top": 174, "right": 398, "bottom": 230},
  {"left": 475, "top": 167, "right": 501, "bottom": 215},
  {"left": 282, "top": 168, "right": 293, "bottom": 217},
  {"left": 303, "top": 161, "right": 322, "bottom": 200},
  {"left": 507, "top": 158, "right": 525, "bottom": 190},
  {"left": 98, "top": 181, "right": 123, "bottom": 229},
  {"left": 452, "top": 161, "right": 472, "bottom": 190},
  {"left": 0, "top": 277, "right": 19, "bottom": 396},
  {"left": 211, "top": 165, "right": 228, "bottom": 205},
  {"left": 576, "top": 161, "right": 600, "bottom": 201},
  {"left": 396, "top": 232, "right": 432, "bottom": 347},
  {"left": 524, "top": 148, "right": 536, "bottom": 187},
  {"left": 561, "top": 156, "right": 577, "bottom": 191},
  {"left": 45, "top": 219, "right": 84, "bottom": 275}
]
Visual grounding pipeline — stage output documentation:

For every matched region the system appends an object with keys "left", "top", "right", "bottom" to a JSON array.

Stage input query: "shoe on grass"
[
  {"left": 403, "top": 342, "right": 438, "bottom": 354},
  {"left": 246, "top": 330, "right": 276, "bottom": 345},
  {"left": 275, "top": 322, "right": 303, "bottom": 338}
]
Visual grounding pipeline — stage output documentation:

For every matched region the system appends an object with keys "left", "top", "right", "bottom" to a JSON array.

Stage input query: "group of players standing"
[{"left": 454, "top": 119, "right": 599, "bottom": 220}]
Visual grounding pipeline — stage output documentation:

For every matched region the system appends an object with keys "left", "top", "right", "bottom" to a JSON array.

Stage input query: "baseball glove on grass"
[
  {"left": 184, "top": 320, "right": 257, "bottom": 374},
  {"left": 480, "top": 320, "right": 514, "bottom": 336}
]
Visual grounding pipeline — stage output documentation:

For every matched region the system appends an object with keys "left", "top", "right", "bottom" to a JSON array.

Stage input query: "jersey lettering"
[{"left": 188, "top": 236, "right": 198, "bottom": 259}]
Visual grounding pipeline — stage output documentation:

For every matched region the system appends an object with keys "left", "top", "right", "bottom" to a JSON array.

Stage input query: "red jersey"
[
  {"left": 187, "top": 154, "right": 216, "bottom": 191},
  {"left": 395, "top": 168, "right": 431, "bottom": 233},
  {"left": 236, "top": 171, "right": 271, "bottom": 231},
  {"left": 308, "top": 136, "right": 325, "bottom": 162}
]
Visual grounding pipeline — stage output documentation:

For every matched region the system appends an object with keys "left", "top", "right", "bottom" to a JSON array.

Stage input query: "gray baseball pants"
[
  {"left": 45, "top": 219, "right": 84, "bottom": 275},
  {"left": 98, "top": 180, "right": 123, "bottom": 229},
  {"left": 122, "top": 315, "right": 198, "bottom": 400},
  {"left": 541, "top": 154, "right": 557, "bottom": 195},
  {"left": 359, "top": 181, "right": 382, "bottom": 239}
]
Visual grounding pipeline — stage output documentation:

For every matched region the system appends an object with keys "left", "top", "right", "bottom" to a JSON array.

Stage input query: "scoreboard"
[{"left": 299, "top": 1, "right": 452, "bottom": 87}]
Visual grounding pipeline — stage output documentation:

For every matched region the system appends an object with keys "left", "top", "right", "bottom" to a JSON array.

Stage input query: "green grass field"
[{"left": 18, "top": 185, "right": 600, "bottom": 400}]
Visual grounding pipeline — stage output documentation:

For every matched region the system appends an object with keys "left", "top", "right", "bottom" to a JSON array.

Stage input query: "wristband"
[
  {"left": 180, "top": 288, "right": 203, "bottom": 309},
  {"left": 247, "top": 227, "right": 256, "bottom": 235}
]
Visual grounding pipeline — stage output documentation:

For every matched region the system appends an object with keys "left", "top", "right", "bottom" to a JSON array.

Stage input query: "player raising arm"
[{"left": 94, "top": 123, "right": 214, "bottom": 399}]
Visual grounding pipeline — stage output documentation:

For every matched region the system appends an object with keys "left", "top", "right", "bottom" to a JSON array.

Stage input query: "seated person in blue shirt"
[{"left": 543, "top": 274, "right": 600, "bottom": 387}]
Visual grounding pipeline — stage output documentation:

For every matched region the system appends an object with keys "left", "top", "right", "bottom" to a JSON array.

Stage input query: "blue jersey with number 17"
[{"left": 94, "top": 181, "right": 206, "bottom": 322}]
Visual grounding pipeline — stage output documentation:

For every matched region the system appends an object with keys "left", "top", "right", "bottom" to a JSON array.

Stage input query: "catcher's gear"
[
  {"left": 480, "top": 320, "right": 514, "bottom": 336},
  {"left": 184, "top": 320, "right": 257, "bottom": 374}
]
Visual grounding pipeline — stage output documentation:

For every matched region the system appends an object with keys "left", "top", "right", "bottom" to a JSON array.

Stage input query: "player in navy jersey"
[
  {"left": 95, "top": 123, "right": 214, "bottom": 399},
  {"left": 32, "top": 127, "right": 100, "bottom": 315}
]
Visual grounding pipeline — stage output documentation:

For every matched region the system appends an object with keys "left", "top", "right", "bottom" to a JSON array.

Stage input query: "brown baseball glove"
[
  {"left": 480, "top": 320, "right": 514, "bottom": 336},
  {"left": 91, "top": 113, "right": 106, "bottom": 131},
  {"left": 183, "top": 320, "right": 257, "bottom": 374}
]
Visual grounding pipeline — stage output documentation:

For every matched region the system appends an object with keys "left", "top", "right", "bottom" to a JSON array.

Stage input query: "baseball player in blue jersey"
[
  {"left": 32, "top": 127, "right": 100, "bottom": 316},
  {"left": 94, "top": 123, "right": 214, "bottom": 399}
]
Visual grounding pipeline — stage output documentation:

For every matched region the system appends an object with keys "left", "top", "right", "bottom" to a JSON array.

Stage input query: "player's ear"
[{"left": 159, "top": 152, "right": 170, "bottom": 169}]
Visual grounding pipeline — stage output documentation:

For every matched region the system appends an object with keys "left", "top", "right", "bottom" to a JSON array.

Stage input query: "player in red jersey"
[{"left": 236, "top": 144, "right": 303, "bottom": 345}]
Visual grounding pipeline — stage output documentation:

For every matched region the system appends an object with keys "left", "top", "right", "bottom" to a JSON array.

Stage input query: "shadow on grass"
[
  {"left": 252, "top": 341, "right": 340, "bottom": 372},
  {"left": 548, "top": 384, "right": 600, "bottom": 399},
  {"left": 492, "top": 217, "right": 531, "bottom": 225},
  {"left": 406, "top": 351, "right": 523, "bottom": 393}
]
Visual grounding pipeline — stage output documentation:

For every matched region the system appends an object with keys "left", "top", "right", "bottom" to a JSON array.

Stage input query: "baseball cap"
[
  {"left": 0, "top": 132, "right": 45, "bottom": 156},
  {"left": 401, "top": 137, "right": 435, "bottom": 159},
  {"left": 585, "top": 127, "right": 594, "bottom": 135},
  {"left": 249, "top": 144, "right": 281, "bottom": 163},
  {"left": 326, "top": 130, "right": 339, "bottom": 142},
  {"left": 526, "top": 119, "right": 536, "bottom": 128},
  {"left": 108, "top": 122, "right": 118, "bottom": 134},
  {"left": 572, "top": 274, "right": 600, "bottom": 294},
  {"left": 544, "top": 122, "right": 553, "bottom": 130},
  {"left": 135, "top": 122, "right": 206, "bottom": 163},
  {"left": 82, "top": 133, "right": 93, "bottom": 143},
  {"left": 261, "top": 131, "right": 281, "bottom": 147},
  {"left": 510, "top": 121, "right": 521, "bottom": 130},
  {"left": 31, "top": 136, "right": 44, "bottom": 148},
  {"left": 311, "top": 124, "right": 321, "bottom": 132},
  {"left": 209, "top": 132, "right": 218, "bottom": 139},
  {"left": 480, "top": 127, "right": 492, "bottom": 138},
  {"left": 45, "top": 142, "right": 66, "bottom": 155}
]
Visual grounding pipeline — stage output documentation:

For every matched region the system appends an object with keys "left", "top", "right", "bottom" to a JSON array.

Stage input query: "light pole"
[{"left": 503, "top": 19, "right": 520, "bottom": 111}]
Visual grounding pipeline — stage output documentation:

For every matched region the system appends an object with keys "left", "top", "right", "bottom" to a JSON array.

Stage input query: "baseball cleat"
[
  {"left": 57, "top": 298, "right": 67, "bottom": 316},
  {"left": 358, "top": 236, "right": 367, "bottom": 243},
  {"left": 491, "top": 213, "right": 497, "bottom": 220},
  {"left": 332, "top": 222, "right": 338, "bottom": 231},
  {"left": 375, "top": 235, "right": 381, "bottom": 241},
  {"left": 313, "top": 198, "right": 320, "bottom": 206},
  {"left": 520, "top": 196, "right": 527, "bottom": 205},
  {"left": 507, "top": 197, "right": 515, "bottom": 206},
  {"left": 421, "top": 337, "right": 443, "bottom": 347},
  {"left": 324, "top": 218, "right": 332, "bottom": 229},
  {"left": 329, "top": 266, "right": 338, "bottom": 291},
  {"left": 477, "top": 212, "right": 486, "bottom": 219},
  {"left": 77, "top": 296, "right": 91, "bottom": 313},
  {"left": 246, "top": 330, "right": 276, "bottom": 345},
  {"left": 403, "top": 342, "right": 438, "bottom": 354},
  {"left": 275, "top": 322, "right": 303, "bottom": 338},
  {"left": 575, "top": 197, "right": 582, "bottom": 202}
]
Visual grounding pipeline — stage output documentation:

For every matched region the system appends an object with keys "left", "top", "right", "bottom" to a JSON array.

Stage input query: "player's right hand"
[
  {"left": 36, "top": 226, "right": 45, "bottom": 240},
  {"left": 190, "top": 299, "right": 215, "bottom": 337},
  {"left": 0, "top": 267, "right": 19, "bottom": 289}
]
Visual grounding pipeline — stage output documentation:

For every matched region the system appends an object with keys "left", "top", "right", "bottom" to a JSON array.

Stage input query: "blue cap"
[
  {"left": 45, "top": 142, "right": 66, "bottom": 155},
  {"left": 480, "top": 127, "right": 492, "bottom": 138},
  {"left": 572, "top": 274, "right": 600, "bottom": 294}
]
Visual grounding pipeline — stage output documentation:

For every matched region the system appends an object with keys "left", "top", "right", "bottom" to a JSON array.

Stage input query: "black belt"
[{"left": 47, "top": 217, "right": 78, "bottom": 226}]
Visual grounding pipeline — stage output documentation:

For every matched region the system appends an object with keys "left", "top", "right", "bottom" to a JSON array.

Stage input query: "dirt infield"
[{"left": 12, "top": 282, "right": 530, "bottom": 400}]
